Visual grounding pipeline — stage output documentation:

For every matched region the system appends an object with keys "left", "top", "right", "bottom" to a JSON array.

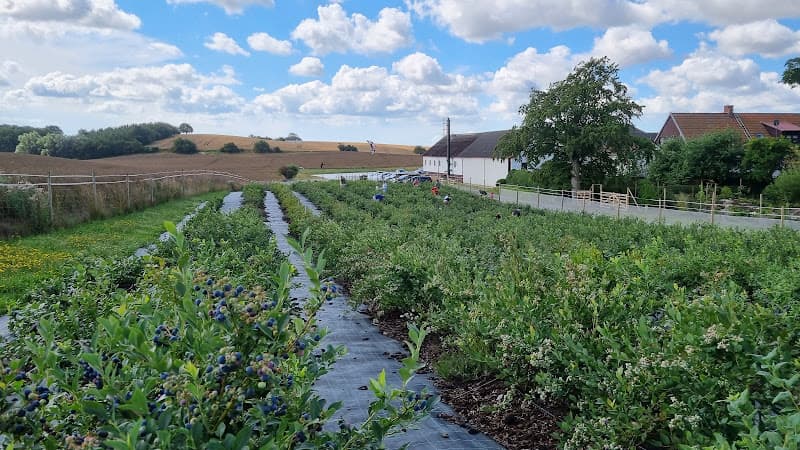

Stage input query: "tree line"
[{"left": 2, "top": 122, "right": 180, "bottom": 159}]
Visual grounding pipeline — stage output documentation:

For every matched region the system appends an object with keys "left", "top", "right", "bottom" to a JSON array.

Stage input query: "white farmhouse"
[{"left": 422, "top": 130, "right": 520, "bottom": 186}]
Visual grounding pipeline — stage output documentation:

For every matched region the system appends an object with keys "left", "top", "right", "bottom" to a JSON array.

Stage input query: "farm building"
[
  {"left": 423, "top": 130, "right": 521, "bottom": 186},
  {"left": 655, "top": 105, "right": 800, "bottom": 145}
]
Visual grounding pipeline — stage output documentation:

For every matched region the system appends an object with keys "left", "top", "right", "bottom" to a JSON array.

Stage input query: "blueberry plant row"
[
  {"left": 284, "top": 180, "right": 800, "bottom": 450},
  {"left": 0, "top": 185, "right": 433, "bottom": 449}
]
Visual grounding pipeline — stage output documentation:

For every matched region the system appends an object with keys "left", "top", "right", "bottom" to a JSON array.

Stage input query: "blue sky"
[{"left": 1, "top": 1, "right": 799, "bottom": 146}]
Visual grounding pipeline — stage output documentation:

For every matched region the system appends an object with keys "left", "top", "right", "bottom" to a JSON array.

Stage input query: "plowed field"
[{"left": 0, "top": 152, "right": 421, "bottom": 181}]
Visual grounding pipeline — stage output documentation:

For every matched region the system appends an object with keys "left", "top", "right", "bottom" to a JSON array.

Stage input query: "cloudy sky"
[{"left": 1, "top": 0, "right": 799, "bottom": 145}]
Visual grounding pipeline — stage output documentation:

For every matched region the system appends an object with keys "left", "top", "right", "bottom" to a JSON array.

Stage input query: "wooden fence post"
[
  {"left": 537, "top": 188, "right": 541, "bottom": 208},
  {"left": 47, "top": 171, "right": 54, "bottom": 225},
  {"left": 560, "top": 191, "right": 565, "bottom": 211},
  {"left": 126, "top": 174, "right": 131, "bottom": 210},
  {"left": 91, "top": 170, "right": 97, "bottom": 211},
  {"left": 710, "top": 186, "right": 716, "bottom": 225},
  {"left": 759, "top": 194, "right": 763, "bottom": 216},
  {"left": 516, "top": 189, "right": 519, "bottom": 205},
  {"left": 781, "top": 206, "right": 785, "bottom": 227},
  {"left": 617, "top": 199, "right": 621, "bottom": 219}
]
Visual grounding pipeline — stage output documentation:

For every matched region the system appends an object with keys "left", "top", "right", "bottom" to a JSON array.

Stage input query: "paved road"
[
  {"left": 265, "top": 191, "right": 504, "bottom": 450},
  {"left": 475, "top": 187, "right": 800, "bottom": 231}
]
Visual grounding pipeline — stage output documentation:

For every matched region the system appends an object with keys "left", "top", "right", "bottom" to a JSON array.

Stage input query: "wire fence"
[
  {"left": 0, "top": 170, "right": 253, "bottom": 237},
  {"left": 440, "top": 180, "right": 800, "bottom": 231}
]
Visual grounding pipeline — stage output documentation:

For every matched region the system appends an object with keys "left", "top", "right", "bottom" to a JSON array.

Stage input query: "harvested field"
[
  {"left": 153, "top": 134, "right": 419, "bottom": 154},
  {"left": 0, "top": 152, "right": 422, "bottom": 181}
]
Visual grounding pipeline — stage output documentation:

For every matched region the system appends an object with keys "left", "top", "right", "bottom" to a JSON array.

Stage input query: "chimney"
[{"left": 724, "top": 105, "right": 734, "bottom": 115}]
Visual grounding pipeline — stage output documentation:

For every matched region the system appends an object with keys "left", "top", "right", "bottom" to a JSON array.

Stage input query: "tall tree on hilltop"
[
  {"left": 495, "top": 57, "right": 644, "bottom": 192},
  {"left": 178, "top": 123, "right": 194, "bottom": 134},
  {"left": 783, "top": 57, "right": 800, "bottom": 86}
]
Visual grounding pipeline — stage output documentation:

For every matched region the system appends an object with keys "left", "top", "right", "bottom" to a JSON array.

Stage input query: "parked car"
[{"left": 407, "top": 175, "right": 433, "bottom": 184}]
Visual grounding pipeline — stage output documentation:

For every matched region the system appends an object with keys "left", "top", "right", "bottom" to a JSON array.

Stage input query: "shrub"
[
  {"left": 413, "top": 146, "right": 426, "bottom": 155},
  {"left": 220, "top": 142, "right": 241, "bottom": 153},
  {"left": 763, "top": 169, "right": 800, "bottom": 205},
  {"left": 172, "top": 137, "right": 198, "bottom": 154},
  {"left": 337, "top": 144, "right": 358, "bottom": 152},
  {"left": 495, "top": 178, "right": 506, "bottom": 185},
  {"left": 279, "top": 164, "right": 299, "bottom": 180},
  {"left": 253, "top": 140, "right": 271, "bottom": 154},
  {"left": 272, "top": 146, "right": 281, "bottom": 153}
]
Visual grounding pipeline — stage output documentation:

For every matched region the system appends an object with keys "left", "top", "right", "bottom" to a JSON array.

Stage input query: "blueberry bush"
[
  {"left": 281, "top": 180, "right": 800, "bottom": 449},
  {"left": 0, "top": 190, "right": 435, "bottom": 448}
]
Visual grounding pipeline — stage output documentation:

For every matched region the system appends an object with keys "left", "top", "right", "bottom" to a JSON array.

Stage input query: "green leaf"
[
  {"left": 163, "top": 221, "right": 178, "bottom": 236},
  {"left": 772, "top": 390, "right": 792, "bottom": 405},
  {"left": 182, "top": 361, "right": 199, "bottom": 379},
  {"left": 119, "top": 389, "right": 148, "bottom": 416}
]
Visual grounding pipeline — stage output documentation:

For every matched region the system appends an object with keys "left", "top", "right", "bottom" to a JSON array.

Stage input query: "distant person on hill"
[
  {"left": 431, "top": 185, "right": 439, "bottom": 196},
  {"left": 373, "top": 193, "right": 384, "bottom": 201},
  {"left": 512, "top": 208, "right": 521, "bottom": 217},
  {"left": 320, "top": 162, "right": 325, "bottom": 169},
  {"left": 340, "top": 176, "right": 346, "bottom": 187},
  {"left": 382, "top": 181, "right": 388, "bottom": 193},
  {"left": 443, "top": 194, "right": 451, "bottom": 205}
]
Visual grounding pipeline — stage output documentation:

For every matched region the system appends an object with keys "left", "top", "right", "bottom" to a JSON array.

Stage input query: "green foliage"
[
  {"left": 337, "top": 144, "right": 358, "bottom": 152},
  {"left": 172, "top": 138, "right": 198, "bottom": 154},
  {"left": 272, "top": 146, "right": 282, "bottom": 153},
  {"left": 279, "top": 165, "right": 299, "bottom": 180},
  {"left": 285, "top": 180, "right": 800, "bottom": 449},
  {"left": 0, "top": 186, "right": 49, "bottom": 235},
  {"left": 496, "top": 57, "right": 645, "bottom": 191},
  {"left": 0, "top": 198, "right": 434, "bottom": 448},
  {"left": 241, "top": 184, "right": 265, "bottom": 209},
  {"left": 253, "top": 140, "right": 271, "bottom": 154},
  {"left": 285, "top": 132, "right": 302, "bottom": 141},
  {"left": 649, "top": 138, "right": 689, "bottom": 184},
  {"left": 48, "top": 122, "right": 179, "bottom": 159},
  {"left": 684, "top": 129, "right": 744, "bottom": 184},
  {"left": 506, "top": 160, "right": 572, "bottom": 189},
  {"left": 14, "top": 131, "right": 43, "bottom": 155},
  {"left": 14, "top": 132, "right": 65, "bottom": 156},
  {"left": 782, "top": 57, "right": 800, "bottom": 86},
  {"left": 220, "top": 142, "right": 241, "bottom": 153},
  {"left": 178, "top": 123, "right": 193, "bottom": 134},
  {"left": 763, "top": 169, "right": 800, "bottom": 205},
  {"left": 413, "top": 146, "right": 426, "bottom": 155},
  {"left": 742, "top": 137, "right": 794, "bottom": 191},
  {"left": 0, "top": 124, "right": 61, "bottom": 153}
]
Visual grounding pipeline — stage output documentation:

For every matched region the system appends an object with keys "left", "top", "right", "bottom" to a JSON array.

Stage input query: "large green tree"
[
  {"left": 495, "top": 57, "right": 644, "bottom": 191},
  {"left": 783, "top": 57, "right": 800, "bottom": 86}
]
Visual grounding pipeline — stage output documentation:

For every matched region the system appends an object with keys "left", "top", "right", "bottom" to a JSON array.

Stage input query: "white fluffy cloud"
[
  {"left": 637, "top": 48, "right": 800, "bottom": 121},
  {"left": 291, "top": 4, "right": 412, "bottom": 55},
  {"left": 254, "top": 55, "right": 481, "bottom": 119},
  {"left": 21, "top": 64, "right": 244, "bottom": 114},
  {"left": 406, "top": 0, "right": 800, "bottom": 43},
  {"left": 289, "top": 57, "right": 324, "bottom": 77},
  {"left": 0, "top": 0, "right": 141, "bottom": 29},
  {"left": 392, "top": 52, "right": 449, "bottom": 85},
  {"left": 247, "top": 32, "right": 293, "bottom": 55},
  {"left": 165, "top": 0, "right": 274, "bottom": 15},
  {"left": 708, "top": 20, "right": 800, "bottom": 58},
  {"left": 486, "top": 46, "right": 578, "bottom": 114},
  {"left": 0, "top": 61, "right": 21, "bottom": 86},
  {"left": 205, "top": 32, "right": 250, "bottom": 56},
  {"left": 591, "top": 26, "right": 671, "bottom": 66}
]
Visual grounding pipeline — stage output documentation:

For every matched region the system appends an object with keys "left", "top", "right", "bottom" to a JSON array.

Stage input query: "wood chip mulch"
[{"left": 371, "top": 309, "right": 563, "bottom": 450}]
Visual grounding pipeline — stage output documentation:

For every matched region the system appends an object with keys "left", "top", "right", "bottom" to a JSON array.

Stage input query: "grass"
[{"left": 0, "top": 190, "right": 226, "bottom": 312}]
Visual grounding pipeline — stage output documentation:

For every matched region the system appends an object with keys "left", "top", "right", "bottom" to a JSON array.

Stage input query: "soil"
[
  {"left": 152, "top": 134, "right": 419, "bottom": 154},
  {"left": 0, "top": 152, "right": 421, "bottom": 182},
  {"left": 373, "top": 310, "right": 563, "bottom": 450}
]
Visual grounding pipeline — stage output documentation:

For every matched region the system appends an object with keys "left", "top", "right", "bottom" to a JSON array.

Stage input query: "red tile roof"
[{"left": 657, "top": 109, "right": 800, "bottom": 142}]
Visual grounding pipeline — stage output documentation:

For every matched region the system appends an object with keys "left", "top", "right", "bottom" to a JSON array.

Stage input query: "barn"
[{"left": 422, "top": 130, "right": 520, "bottom": 186}]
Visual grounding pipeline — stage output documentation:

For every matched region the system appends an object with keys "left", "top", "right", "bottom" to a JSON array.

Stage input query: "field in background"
[
  {"left": 153, "top": 134, "right": 419, "bottom": 154},
  {"left": 0, "top": 152, "right": 422, "bottom": 181}
]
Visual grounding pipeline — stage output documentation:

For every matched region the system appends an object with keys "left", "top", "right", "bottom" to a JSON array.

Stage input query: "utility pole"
[{"left": 446, "top": 117, "right": 451, "bottom": 178}]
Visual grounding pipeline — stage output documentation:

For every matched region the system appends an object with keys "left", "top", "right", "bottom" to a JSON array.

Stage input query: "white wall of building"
[
  {"left": 422, "top": 156, "right": 464, "bottom": 176},
  {"left": 462, "top": 158, "right": 509, "bottom": 186}
]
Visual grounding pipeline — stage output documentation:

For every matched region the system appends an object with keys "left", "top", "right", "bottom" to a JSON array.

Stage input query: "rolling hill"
[{"left": 153, "top": 134, "right": 419, "bottom": 154}]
